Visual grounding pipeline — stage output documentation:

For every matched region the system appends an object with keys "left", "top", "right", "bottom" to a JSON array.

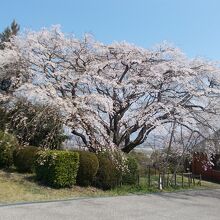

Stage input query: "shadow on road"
[{"left": 154, "top": 189, "right": 220, "bottom": 201}]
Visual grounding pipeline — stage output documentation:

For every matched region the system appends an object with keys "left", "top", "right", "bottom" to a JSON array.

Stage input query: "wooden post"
[
  {"left": 158, "top": 173, "right": 160, "bottom": 189},
  {"left": 148, "top": 166, "right": 151, "bottom": 187},
  {"left": 137, "top": 174, "right": 140, "bottom": 186},
  {"left": 167, "top": 172, "right": 169, "bottom": 187},
  {"left": 162, "top": 172, "right": 165, "bottom": 188},
  {"left": 174, "top": 173, "right": 177, "bottom": 187},
  {"left": 181, "top": 173, "right": 184, "bottom": 188},
  {"left": 192, "top": 174, "right": 195, "bottom": 186},
  {"left": 188, "top": 174, "right": 190, "bottom": 187},
  {"left": 199, "top": 174, "right": 202, "bottom": 186}
]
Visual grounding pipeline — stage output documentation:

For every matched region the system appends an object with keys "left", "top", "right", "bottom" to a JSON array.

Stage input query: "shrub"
[
  {"left": 13, "top": 146, "right": 40, "bottom": 173},
  {"left": 35, "top": 150, "right": 79, "bottom": 188},
  {"left": 74, "top": 150, "right": 99, "bottom": 187},
  {"left": 94, "top": 154, "right": 122, "bottom": 190},
  {"left": 0, "top": 131, "right": 18, "bottom": 168},
  {"left": 122, "top": 156, "right": 139, "bottom": 185}
]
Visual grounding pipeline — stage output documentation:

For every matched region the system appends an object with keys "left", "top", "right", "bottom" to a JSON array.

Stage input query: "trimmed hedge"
[
  {"left": 122, "top": 156, "right": 139, "bottom": 185},
  {"left": 13, "top": 146, "right": 40, "bottom": 173},
  {"left": 35, "top": 150, "right": 79, "bottom": 188},
  {"left": 95, "top": 154, "right": 122, "bottom": 190},
  {"left": 74, "top": 151, "right": 99, "bottom": 187},
  {"left": 0, "top": 131, "right": 18, "bottom": 168}
]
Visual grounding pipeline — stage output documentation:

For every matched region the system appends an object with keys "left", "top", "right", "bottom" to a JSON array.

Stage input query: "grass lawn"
[
  {"left": 110, "top": 175, "right": 220, "bottom": 196},
  {"left": 0, "top": 169, "right": 106, "bottom": 204},
  {"left": 0, "top": 169, "right": 220, "bottom": 204}
]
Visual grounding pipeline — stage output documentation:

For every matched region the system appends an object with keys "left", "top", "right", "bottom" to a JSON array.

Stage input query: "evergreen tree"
[
  {"left": 0, "top": 20, "right": 20, "bottom": 92},
  {"left": 0, "top": 20, "right": 20, "bottom": 49}
]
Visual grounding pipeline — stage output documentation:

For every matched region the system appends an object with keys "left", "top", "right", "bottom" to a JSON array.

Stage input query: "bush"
[
  {"left": 74, "top": 151, "right": 99, "bottom": 187},
  {"left": 94, "top": 154, "right": 122, "bottom": 190},
  {"left": 0, "top": 131, "right": 18, "bottom": 168},
  {"left": 122, "top": 156, "right": 139, "bottom": 185},
  {"left": 35, "top": 150, "right": 79, "bottom": 188},
  {"left": 13, "top": 146, "right": 40, "bottom": 173}
]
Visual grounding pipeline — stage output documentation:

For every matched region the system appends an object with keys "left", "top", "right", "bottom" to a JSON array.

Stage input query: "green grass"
[
  {"left": 0, "top": 169, "right": 220, "bottom": 204},
  {"left": 0, "top": 169, "right": 106, "bottom": 204},
  {"left": 109, "top": 175, "right": 220, "bottom": 196}
]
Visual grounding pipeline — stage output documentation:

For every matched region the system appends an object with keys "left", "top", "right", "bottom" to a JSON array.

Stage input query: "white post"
[{"left": 159, "top": 176, "right": 163, "bottom": 190}]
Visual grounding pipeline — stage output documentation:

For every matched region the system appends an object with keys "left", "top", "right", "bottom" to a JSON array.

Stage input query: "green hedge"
[
  {"left": 13, "top": 146, "right": 40, "bottom": 173},
  {"left": 0, "top": 131, "right": 18, "bottom": 168},
  {"left": 35, "top": 150, "right": 79, "bottom": 188},
  {"left": 74, "top": 151, "right": 99, "bottom": 187},
  {"left": 94, "top": 154, "right": 122, "bottom": 190},
  {"left": 122, "top": 156, "right": 139, "bottom": 185}
]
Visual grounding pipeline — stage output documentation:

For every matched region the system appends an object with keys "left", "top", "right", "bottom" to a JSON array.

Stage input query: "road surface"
[{"left": 0, "top": 189, "right": 220, "bottom": 220}]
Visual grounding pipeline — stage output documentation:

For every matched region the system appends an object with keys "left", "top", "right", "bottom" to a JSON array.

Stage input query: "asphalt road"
[{"left": 0, "top": 189, "right": 220, "bottom": 220}]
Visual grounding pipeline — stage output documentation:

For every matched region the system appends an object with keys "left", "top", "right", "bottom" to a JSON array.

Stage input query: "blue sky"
[{"left": 1, "top": 0, "right": 220, "bottom": 60}]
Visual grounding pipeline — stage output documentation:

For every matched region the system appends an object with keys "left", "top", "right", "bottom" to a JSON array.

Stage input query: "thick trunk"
[
  {"left": 113, "top": 115, "right": 120, "bottom": 145},
  {"left": 121, "top": 125, "right": 148, "bottom": 153},
  {"left": 121, "top": 124, "right": 157, "bottom": 153},
  {"left": 121, "top": 143, "right": 137, "bottom": 153}
]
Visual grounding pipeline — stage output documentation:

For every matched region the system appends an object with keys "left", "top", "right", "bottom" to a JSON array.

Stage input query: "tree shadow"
[{"left": 154, "top": 189, "right": 220, "bottom": 200}]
